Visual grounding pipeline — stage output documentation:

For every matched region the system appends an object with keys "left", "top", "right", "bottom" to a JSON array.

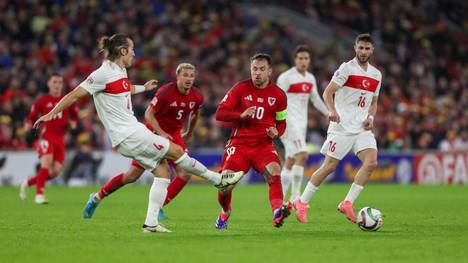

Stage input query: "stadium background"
[{"left": 1, "top": 0, "right": 466, "bottom": 185}]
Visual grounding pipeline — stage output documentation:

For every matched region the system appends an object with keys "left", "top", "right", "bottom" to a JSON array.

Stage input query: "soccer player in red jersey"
[
  {"left": 20, "top": 73, "right": 78, "bottom": 204},
  {"left": 215, "top": 53, "right": 292, "bottom": 229},
  {"left": 121, "top": 63, "right": 204, "bottom": 218}
]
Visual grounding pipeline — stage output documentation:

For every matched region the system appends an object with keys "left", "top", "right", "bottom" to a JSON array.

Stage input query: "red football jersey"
[
  {"left": 148, "top": 82, "right": 203, "bottom": 137},
  {"left": 219, "top": 79, "right": 287, "bottom": 144},
  {"left": 27, "top": 95, "right": 78, "bottom": 140}
]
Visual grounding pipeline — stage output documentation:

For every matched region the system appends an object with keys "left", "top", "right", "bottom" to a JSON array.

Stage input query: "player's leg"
[
  {"left": 295, "top": 133, "right": 351, "bottom": 223},
  {"left": 143, "top": 161, "right": 172, "bottom": 233},
  {"left": 338, "top": 132, "right": 378, "bottom": 222},
  {"left": 34, "top": 154, "right": 53, "bottom": 204},
  {"left": 215, "top": 145, "right": 250, "bottom": 230},
  {"left": 290, "top": 151, "right": 308, "bottom": 202},
  {"left": 281, "top": 157, "right": 294, "bottom": 199},
  {"left": 83, "top": 164, "right": 145, "bottom": 219},
  {"left": 164, "top": 142, "right": 244, "bottom": 189},
  {"left": 252, "top": 145, "right": 291, "bottom": 228},
  {"left": 163, "top": 165, "right": 191, "bottom": 207}
]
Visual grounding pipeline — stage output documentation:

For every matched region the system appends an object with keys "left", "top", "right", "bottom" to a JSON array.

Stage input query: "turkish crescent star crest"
[
  {"left": 362, "top": 79, "right": 370, "bottom": 89},
  {"left": 123, "top": 80, "right": 130, "bottom": 90}
]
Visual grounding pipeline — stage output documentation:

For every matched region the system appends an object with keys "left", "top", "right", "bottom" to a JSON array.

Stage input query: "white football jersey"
[
  {"left": 80, "top": 60, "right": 145, "bottom": 146},
  {"left": 277, "top": 67, "right": 328, "bottom": 132},
  {"left": 329, "top": 57, "right": 382, "bottom": 135}
]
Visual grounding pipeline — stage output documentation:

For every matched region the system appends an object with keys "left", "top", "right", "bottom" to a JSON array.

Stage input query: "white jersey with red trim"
[
  {"left": 276, "top": 67, "right": 328, "bottom": 132},
  {"left": 80, "top": 60, "right": 144, "bottom": 146},
  {"left": 329, "top": 57, "right": 382, "bottom": 135}
]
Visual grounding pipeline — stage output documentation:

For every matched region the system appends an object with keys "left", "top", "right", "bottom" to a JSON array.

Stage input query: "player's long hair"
[{"left": 98, "top": 34, "right": 130, "bottom": 61}]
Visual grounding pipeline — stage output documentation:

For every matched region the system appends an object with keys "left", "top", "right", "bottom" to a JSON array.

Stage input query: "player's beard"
[
  {"left": 357, "top": 55, "right": 369, "bottom": 64},
  {"left": 253, "top": 78, "right": 266, "bottom": 87}
]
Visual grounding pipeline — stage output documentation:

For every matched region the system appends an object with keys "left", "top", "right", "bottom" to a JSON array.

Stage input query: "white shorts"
[
  {"left": 117, "top": 125, "right": 170, "bottom": 171},
  {"left": 320, "top": 131, "right": 377, "bottom": 160},
  {"left": 280, "top": 127, "right": 307, "bottom": 158}
]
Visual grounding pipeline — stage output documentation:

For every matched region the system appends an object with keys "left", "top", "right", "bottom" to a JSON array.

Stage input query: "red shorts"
[
  {"left": 131, "top": 135, "right": 186, "bottom": 170},
  {"left": 220, "top": 142, "right": 280, "bottom": 174},
  {"left": 37, "top": 138, "right": 65, "bottom": 164}
]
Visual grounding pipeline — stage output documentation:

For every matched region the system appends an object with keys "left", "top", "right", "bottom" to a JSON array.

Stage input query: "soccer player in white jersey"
[
  {"left": 276, "top": 46, "right": 328, "bottom": 210},
  {"left": 294, "top": 33, "right": 382, "bottom": 223},
  {"left": 33, "top": 34, "right": 244, "bottom": 233}
]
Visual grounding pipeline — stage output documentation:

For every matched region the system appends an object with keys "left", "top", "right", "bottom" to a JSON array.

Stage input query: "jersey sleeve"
[
  {"left": 219, "top": 85, "right": 239, "bottom": 110},
  {"left": 374, "top": 73, "right": 382, "bottom": 97},
  {"left": 275, "top": 91, "right": 288, "bottom": 121},
  {"left": 79, "top": 67, "right": 106, "bottom": 95},
  {"left": 195, "top": 92, "right": 204, "bottom": 111},
  {"left": 27, "top": 98, "right": 43, "bottom": 124},
  {"left": 330, "top": 63, "right": 350, "bottom": 87},
  {"left": 150, "top": 89, "right": 166, "bottom": 112},
  {"left": 276, "top": 72, "right": 288, "bottom": 92}
]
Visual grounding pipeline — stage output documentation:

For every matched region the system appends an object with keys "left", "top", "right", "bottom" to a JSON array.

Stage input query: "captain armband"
[{"left": 276, "top": 109, "right": 287, "bottom": 121}]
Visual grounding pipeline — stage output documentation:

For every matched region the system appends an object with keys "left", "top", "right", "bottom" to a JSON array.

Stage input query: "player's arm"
[
  {"left": 131, "top": 80, "right": 158, "bottom": 94},
  {"left": 323, "top": 81, "right": 341, "bottom": 123},
  {"left": 215, "top": 88, "right": 255, "bottom": 122},
  {"left": 182, "top": 108, "right": 200, "bottom": 141},
  {"left": 33, "top": 87, "right": 89, "bottom": 128},
  {"left": 144, "top": 105, "right": 173, "bottom": 140},
  {"left": 363, "top": 96, "right": 378, "bottom": 130},
  {"left": 267, "top": 93, "right": 288, "bottom": 139},
  {"left": 25, "top": 99, "right": 42, "bottom": 132},
  {"left": 310, "top": 77, "right": 329, "bottom": 116}
]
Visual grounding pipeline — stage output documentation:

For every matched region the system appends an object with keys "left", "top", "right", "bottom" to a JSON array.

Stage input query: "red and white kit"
[
  {"left": 79, "top": 60, "right": 170, "bottom": 170},
  {"left": 277, "top": 67, "right": 328, "bottom": 157},
  {"left": 321, "top": 57, "right": 382, "bottom": 160}
]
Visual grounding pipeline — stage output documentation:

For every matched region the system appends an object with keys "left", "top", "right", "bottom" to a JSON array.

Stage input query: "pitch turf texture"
[{"left": 1, "top": 184, "right": 467, "bottom": 263}]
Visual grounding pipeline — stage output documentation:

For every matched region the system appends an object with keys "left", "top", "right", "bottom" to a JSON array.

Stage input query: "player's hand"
[
  {"left": 158, "top": 131, "right": 173, "bottom": 141},
  {"left": 181, "top": 131, "right": 192, "bottom": 141},
  {"left": 266, "top": 127, "right": 279, "bottom": 139},
  {"left": 33, "top": 113, "right": 54, "bottom": 129},
  {"left": 363, "top": 115, "right": 374, "bottom": 130},
  {"left": 144, "top": 80, "right": 158, "bottom": 91},
  {"left": 240, "top": 106, "right": 256, "bottom": 119},
  {"left": 23, "top": 122, "right": 32, "bottom": 133},
  {"left": 70, "top": 121, "right": 78, "bottom": 130},
  {"left": 328, "top": 110, "right": 340, "bottom": 123}
]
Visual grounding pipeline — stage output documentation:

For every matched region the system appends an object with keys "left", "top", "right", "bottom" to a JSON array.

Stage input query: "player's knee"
[
  {"left": 364, "top": 159, "right": 378, "bottom": 171},
  {"left": 322, "top": 161, "right": 338, "bottom": 173},
  {"left": 295, "top": 152, "right": 308, "bottom": 165},
  {"left": 167, "top": 143, "right": 184, "bottom": 160}
]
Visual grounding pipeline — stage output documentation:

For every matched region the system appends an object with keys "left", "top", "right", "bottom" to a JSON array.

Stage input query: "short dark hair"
[
  {"left": 355, "top": 33, "right": 374, "bottom": 45},
  {"left": 294, "top": 45, "right": 311, "bottom": 57},
  {"left": 250, "top": 53, "right": 272, "bottom": 67},
  {"left": 49, "top": 73, "right": 62, "bottom": 79},
  {"left": 98, "top": 34, "right": 131, "bottom": 61}
]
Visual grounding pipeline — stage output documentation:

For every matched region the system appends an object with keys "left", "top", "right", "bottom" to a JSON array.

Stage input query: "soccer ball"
[{"left": 356, "top": 207, "right": 383, "bottom": 231}]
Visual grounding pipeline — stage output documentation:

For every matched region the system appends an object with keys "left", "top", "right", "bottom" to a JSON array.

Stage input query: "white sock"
[
  {"left": 144, "top": 177, "right": 170, "bottom": 227},
  {"left": 174, "top": 153, "right": 221, "bottom": 185},
  {"left": 280, "top": 168, "right": 292, "bottom": 197},
  {"left": 344, "top": 183, "right": 364, "bottom": 203},
  {"left": 290, "top": 165, "right": 304, "bottom": 201},
  {"left": 300, "top": 181, "right": 319, "bottom": 203}
]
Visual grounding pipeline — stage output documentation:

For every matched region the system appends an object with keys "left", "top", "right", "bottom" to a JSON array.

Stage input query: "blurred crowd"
[{"left": 0, "top": 0, "right": 466, "bottom": 153}]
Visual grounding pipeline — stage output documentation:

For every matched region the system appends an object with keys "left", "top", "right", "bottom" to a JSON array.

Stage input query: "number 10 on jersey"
[{"left": 250, "top": 106, "right": 264, "bottom": 120}]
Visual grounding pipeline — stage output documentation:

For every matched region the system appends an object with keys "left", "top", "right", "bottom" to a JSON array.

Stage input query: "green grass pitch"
[{"left": 1, "top": 184, "right": 467, "bottom": 263}]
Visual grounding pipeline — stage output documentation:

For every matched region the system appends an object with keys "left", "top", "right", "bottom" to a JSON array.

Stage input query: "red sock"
[
  {"left": 98, "top": 173, "right": 124, "bottom": 199},
  {"left": 27, "top": 177, "right": 37, "bottom": 186},
  {"left": 218, "top": 190, "right": 232, "bottom": 212},
  {"left": 267, "top": 175, "right": 283, "bottom": 212},
  {"left": 163, "top": 176, "right": 188, "bottom": 206},
  {"left": 36, "top": 168, "right": 49, "bottom": 195}
]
